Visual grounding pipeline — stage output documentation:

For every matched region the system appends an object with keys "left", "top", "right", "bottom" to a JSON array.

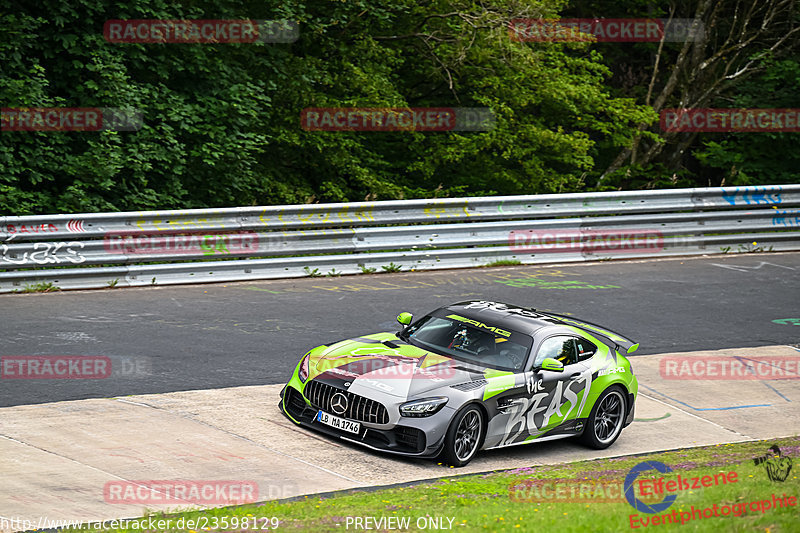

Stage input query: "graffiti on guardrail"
[
  {"left": 1, "top": 219, "right": 86, "bottom": 240},
  {"left": 722, "top": 186, "right": 782, "bottom": 206},
  {"left": 772, "top": 211, "right": 800, "bottom": 227},
  {"left": 257, "top": 206, "right": 375, "bottom": 226},
  {"left": 508, "top": 229, "right": 664, "bottom": 253},
  {"left": 1, "top": 223, "right": 59, "bottom": 236},
  {"left": 104, "top": 231, "right": 259, "bottom": 255},
  {"left": 0, "top": 242, "right": 86, "bottom": 265},
  {"left": 135, "top": 215, "right": 228, "bottom": 231}
]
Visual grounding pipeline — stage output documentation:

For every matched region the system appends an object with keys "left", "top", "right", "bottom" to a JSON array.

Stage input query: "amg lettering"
[{"left": 446, "top": 314, "right": 512, "bottom": 337}]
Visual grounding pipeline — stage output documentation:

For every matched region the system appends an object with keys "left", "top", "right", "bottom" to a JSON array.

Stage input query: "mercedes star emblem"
[{"left": 330, "top": 392, "right": 349, "bottom": 415}]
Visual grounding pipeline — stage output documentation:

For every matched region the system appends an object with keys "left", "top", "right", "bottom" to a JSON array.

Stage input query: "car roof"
[
  {"left": 442, "top": 300, "right": 638, "bottom": 354},
  {"left": 444, "top": 300, "right": 560, "bottom": 336}
]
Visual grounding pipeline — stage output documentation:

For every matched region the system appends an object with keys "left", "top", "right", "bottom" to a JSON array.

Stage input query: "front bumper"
[{"left": 279, "top": 384, "right": 448, "bottom": 457}]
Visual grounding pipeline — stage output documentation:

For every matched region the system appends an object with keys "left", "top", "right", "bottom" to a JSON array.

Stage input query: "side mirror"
[
  {"left": 396, "top": 312, "right": 413, "bottom": 326},
  {"left": 539, "top": 358, "right": 564, "bottom": 373}
]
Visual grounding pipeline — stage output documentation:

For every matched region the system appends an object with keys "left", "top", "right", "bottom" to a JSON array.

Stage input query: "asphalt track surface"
[{"left": 1, "top": 252, "right": 799, "bottom": 407}]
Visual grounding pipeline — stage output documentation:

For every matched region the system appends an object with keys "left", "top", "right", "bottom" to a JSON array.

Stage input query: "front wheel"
[
  {"left": 579, "top": 387, "right": 626, "bottom": 449},
  {"left": 439, "top": 405, "right": 484, "bottom": 467}
]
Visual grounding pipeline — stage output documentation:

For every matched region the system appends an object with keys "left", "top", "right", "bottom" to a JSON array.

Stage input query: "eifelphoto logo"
[
  {"left": 509, "top": 18, "right": 704, "bottom": 42},
  {"left": 625, "top": 461, "right": 678, "bottom": 514},
  {"left": 508, "top": 229, "right": 664, "bottom": 254},
  {"left": 1, "top": 108, "right": 142, "bottom": 132},
  {"left": 753, "top": 445, "right": 793, "bottom": 482},
  {"left": 659, "top": 356, "right": 800, "bottom": 380},
  {"left": 103, "top": 480, "right": 259, "bottom": 505},
  {"left": 103, "top": 230, "right": 259, "bottom": 256},
  {"left": 104, "top": 19, "right": 299, "bottom": 43},
  {"left": 300, "top": 107, "right": 496, "bottom": 132},
  {"left": 660, "top": 108, "right": 800, "bottom": 132}
]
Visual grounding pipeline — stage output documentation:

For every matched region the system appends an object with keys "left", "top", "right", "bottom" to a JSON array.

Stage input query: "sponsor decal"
[
  {"left": 446, "top": 314, "right": 511, "bottom": 337},
  {"left": 499, "top": 367, "right": 592, "bottom": 445},
  {"left": 598, "top": 366, "right": 625, "bottom": 376},
  {"left": 463, "top": 300, "right": 541, "bottom": 318}
]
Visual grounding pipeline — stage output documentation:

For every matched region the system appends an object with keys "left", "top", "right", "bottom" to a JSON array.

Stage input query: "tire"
[
  {"left": 579, "top": 387, "right": 626, "bottom": 449},
  {"left": 439, "top": 405, "right": 484, "bottom": 467}
]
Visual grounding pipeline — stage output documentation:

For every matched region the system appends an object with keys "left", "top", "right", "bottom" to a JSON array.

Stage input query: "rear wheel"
[
  {"left": 580, "top": 387, "right": 626, "bottom": 449},
  {"left": 439, "top": 405, "right": 484, "bottom": 467}
]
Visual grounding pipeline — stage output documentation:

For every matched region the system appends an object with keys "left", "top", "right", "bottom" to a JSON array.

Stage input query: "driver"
[{"left": 449, "top": 327, "right": 494, "bottom": 354}]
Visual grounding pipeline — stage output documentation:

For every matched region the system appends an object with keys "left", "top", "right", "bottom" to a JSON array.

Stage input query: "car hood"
[{"left": 306, "top": 333, "right": 494, "bottom": 399}]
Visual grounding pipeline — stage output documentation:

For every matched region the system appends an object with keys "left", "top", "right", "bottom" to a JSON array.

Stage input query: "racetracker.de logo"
[
  {"left": 316, "top": 354, "right": 458, "bottom": 380},
  {"left": 103, "top": 231, "right": 259, "bottom": 256},
  {"left": 509, "top": 478, "right": 662, "bottom": 504},
  {"left": 508, "top": 229, "right": 664, "bottom": 254},
  {"left": 103, "top": 480, "right": 258, "bottom": 505},
  {"left": 661, "top": 109, "right": 800, "bottom": 132},
  {"left": 509, "top": 18, "right": 704, "bottom": 42},
  {"left": 300, "top": 107, "right": 496, "bottom": 132},
  {"left": 660, "top": 356, "right": 800, "bottom": 380},
  {"left": 1, "top": 356, "right": 112, "bottom": 379},
  {"left": 1, "top": 108, "right": 142, "bottom": 132},
  {"left": 104, "top": 19, "right": 298, "bottom": 43}
]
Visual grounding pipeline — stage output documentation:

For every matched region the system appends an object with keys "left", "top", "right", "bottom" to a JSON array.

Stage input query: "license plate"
[{"left": 316, "top": 410, "right": 361, "bottom": 434}]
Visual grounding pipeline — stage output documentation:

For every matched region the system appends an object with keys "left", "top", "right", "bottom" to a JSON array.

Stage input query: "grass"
[
  {"left": 61, "top": 436, "right": 800, "bottom": 532},
  {"left": 14, "top": 281, "right": 60, "bottom": 293},
  {"left": 381, "top": 262, "right": 403, "bottom": 273},
  {"left": 481, "top": 259, "right": 522, "bottom": 267}
]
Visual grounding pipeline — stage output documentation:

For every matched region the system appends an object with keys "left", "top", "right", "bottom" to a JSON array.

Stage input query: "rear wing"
[{"left": 540, "top": 312, "right": 640, "bottom": 354}]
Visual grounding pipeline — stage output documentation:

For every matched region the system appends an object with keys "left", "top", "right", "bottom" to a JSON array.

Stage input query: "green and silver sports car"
[{"left": 280, "top": 300, "right": 639, "bottom": 466}]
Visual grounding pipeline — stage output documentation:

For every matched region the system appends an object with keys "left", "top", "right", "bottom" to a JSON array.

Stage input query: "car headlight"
[
  {"left": 298, "top": 354, "right": 310, "bottom": 383},
  {"left": 400, "top": 397, "right": 448, "bottom": 417}
]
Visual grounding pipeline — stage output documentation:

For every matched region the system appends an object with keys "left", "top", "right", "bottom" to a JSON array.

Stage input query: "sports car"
[{"left": 279, "top": 300, "right": 639, "bottom": 466}]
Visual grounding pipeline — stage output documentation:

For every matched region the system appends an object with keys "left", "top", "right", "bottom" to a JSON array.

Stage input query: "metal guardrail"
[{"left": 1, "top": 185, "right": 798, "bottom": 292}]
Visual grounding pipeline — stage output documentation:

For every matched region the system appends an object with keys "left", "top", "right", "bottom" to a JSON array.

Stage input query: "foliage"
[{"left": 1, "top": 0, "right": 655, "bottom": 215}]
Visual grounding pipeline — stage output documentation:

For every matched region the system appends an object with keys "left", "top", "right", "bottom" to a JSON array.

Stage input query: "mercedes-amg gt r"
[{"left": 279, "top": 300, "right": 639, "bottom": 466}]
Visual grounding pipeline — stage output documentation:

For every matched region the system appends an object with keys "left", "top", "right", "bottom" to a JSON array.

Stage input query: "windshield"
[{"left": 401, "top": 311, "right": 532, "bottom": 372}]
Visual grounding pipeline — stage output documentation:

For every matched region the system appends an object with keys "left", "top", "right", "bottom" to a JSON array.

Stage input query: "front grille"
[{"left": 304, "top": 380, "right": 389, "bottom": 424}]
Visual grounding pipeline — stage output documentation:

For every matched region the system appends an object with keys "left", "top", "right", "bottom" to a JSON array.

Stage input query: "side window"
[
  {"left": 575, "top": 338, "right": 598, "bottom": 362},
  {"left": 533, "top": 336, "right": 579, "bottom": 367}
]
